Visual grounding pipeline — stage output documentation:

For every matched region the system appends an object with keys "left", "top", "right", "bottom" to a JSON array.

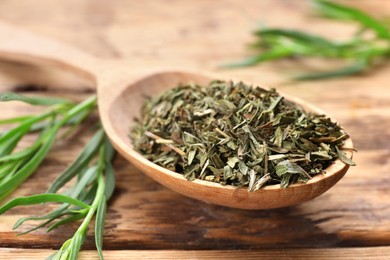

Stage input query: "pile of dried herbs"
[{"left": 130, "top": 80, "right": 354, "bottom": 190}]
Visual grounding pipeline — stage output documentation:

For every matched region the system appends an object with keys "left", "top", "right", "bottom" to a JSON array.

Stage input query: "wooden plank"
[
  {"left": 0, "top": 0, "right": 389, "bottom": 253},
  {"left": 1, "top": 248, "right": 390, "bottom": 259}
]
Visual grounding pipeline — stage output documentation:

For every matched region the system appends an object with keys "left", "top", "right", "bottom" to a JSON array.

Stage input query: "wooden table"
[{"left": 0, "top": 0, "right": 389, "bottom": 259}]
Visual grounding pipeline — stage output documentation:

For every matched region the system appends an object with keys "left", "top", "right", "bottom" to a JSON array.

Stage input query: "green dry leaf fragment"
[
  {"left": 275, "top": 160, "right": 311, "bottom": 179},
  {"left": 187, "top": 149, "right": 197, "bottom": 165},
  {"left": 336, "top": 146, "right": 356, "bottom": 166},
  {"left": 238, "top": 161, "right": 249, "bottom": 176},
  {"left": 311, "top": 150, "right": 332, "bottom": 160},
  {"left": 247, "top": 169, "right": 257, "bottom": 191},
  {"left": 227, "top": 157, "right": 240, "bottom": 168}
]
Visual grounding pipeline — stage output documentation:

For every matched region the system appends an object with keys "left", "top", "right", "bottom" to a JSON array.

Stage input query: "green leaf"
[
  {"left": 336, "top": 146, "right": 356, "bottom": 166},
  {"left": 0, "top": 132, "right": 57, "bottom": 201},
  {"left": 17, "top": 211, "right": 73, "bottom": 236},
  {"left": 104, "top": 164, "right": 115, "bottom": 201},
  {"left": 47, "top": 129, "right": 105, "bottom": 193},
  {"left": 95, "top": 197, "right": 106, "bottom": 260},
  {"left": 0, "top": 111, "right": 55, "bottom": 157},
  {"left": 47, "top": 213, "right": 86, "bottom": 232},
  {"left": 220, "top": 47, "right": 293, "bottom": 68},
  {"left": 294, "top": 58, "right": 368, "bottom": 80},
  {"left": 70, "top": 165, "right": 98, "bottom": 199},
  {"left": 81, "top": 183, "right": 98, "bottom": 204},
  {"left": 13, "top": 204, "right": 70, "bottom": 230},
  {"left": 0, "top": 160, "right": 20, "bottom": 180},
  {"left": 0, "top": 141, "right": 42, "bottom": 163},
  {"left": 103, "top": 137, "right": 116, "bottom": 199},
  {"left": 256, "top": 28, "right": 338, "bottom": 49},
  {"left": 0, "top": 92, "right": 72, "bottom": 106},
  {"left": 0, "top": 194, "right": 90, "bottom": 214},
  {"left": 0, "top": 130, "right": 25, "bottom": 157},
  {"left": 314, "top": 0, "right": 390, "bottom": 40},
  {"left": 0, "top": 115, "right": 33, "bottom": 125}
]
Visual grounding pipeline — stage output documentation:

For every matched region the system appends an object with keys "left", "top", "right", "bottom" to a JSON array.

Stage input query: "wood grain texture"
[
  {"left": 1, "top": 248, "right": 390, "bottom": 260},
  {"left": 0, "top": 0, "right": 389, "bottom": 258}
]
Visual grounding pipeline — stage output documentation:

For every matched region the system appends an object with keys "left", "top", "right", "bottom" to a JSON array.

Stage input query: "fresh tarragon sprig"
[
  {"left": 222, "top": 0, "right": 390, "bottom": 80},
  {"left": 0, "top": 93, "right": 115, "bottom": 259}
]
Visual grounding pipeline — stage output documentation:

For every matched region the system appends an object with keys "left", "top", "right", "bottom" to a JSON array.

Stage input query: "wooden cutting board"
[{"left": 0, "top": 0, "right": 390, "bottom": 259}]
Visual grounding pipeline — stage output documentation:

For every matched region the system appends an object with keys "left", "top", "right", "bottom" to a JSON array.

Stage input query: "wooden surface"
[
  {"left": 0, "top": 0, "right": 390, "bottom": 259},
  {"left": 1, "top": 248, "right": 390, "bottom": 260}
]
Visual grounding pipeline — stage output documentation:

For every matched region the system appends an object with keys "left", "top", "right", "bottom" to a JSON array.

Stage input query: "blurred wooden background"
[{"left": 0, "top": 0, "right": 390, "bottom": 259}]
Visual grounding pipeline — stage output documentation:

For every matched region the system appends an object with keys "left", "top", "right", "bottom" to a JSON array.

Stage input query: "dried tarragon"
[{"left": 130, "top": 80, "right": 354, "bottom": 190}]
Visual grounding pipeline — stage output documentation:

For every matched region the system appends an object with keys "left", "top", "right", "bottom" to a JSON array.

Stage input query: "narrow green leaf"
[
  {"left": 294, "top": 58, "right": 368, "bottom": 80},
  {"left": 0, "top": 161, "right": 20, "bottom": 180},
  {"left": 314, "top": 0, "right": 390, "bottom": 40},
  {"left": 221, "top": 48, "right": 292, "bottom": 68},
  {"left": 104, "top": 164, "right": 115, "bottom": 201},
  {"left": 220, "top": 56, "right": 266, "bottom": 68},
  {"left": 0, "top": 131, "right": 25, "bottom": 157},
  {"left": 13, "top": 204, "right": 70, "bottom": 230},
  {"left": 256, "top": 28, "right": 338, "bottom": 48},
  {"left": 0, "top": 141, "right": 41, "bottom": 163},
  {"left": 17, "top": 211, "right": 73, "bottom": 236},
  {"left": 0, "top": 92, "right": 72, "bottom": 106},
  {"left": 70, "top": 166, "right": 98, "bottom": 199},
  {"left": 47, "top": 129, "right": 105, "bottom": 193},
  {"left": 95, "top": 197, "right": 106, "bottom": 260},
  {"left": 0, "top": 194, "right": 90, "bottom": 214},
  {"left": 47, "top": 213, "right": 86, "bottom": 232},
  {"left": 60, "top": 109, "right": 94, "bottom": 139},
  {"left": 0, "top": 115, "right": 33, "bottom": 125},
  {"left": 104, "top": 138, "right": 115, "bottom": 163},
  {"left": 0, "top": 132, "right": 57, "bottom": 201},
  {"left": 0, "top": 111, "right": 55, "bottom": 155}
]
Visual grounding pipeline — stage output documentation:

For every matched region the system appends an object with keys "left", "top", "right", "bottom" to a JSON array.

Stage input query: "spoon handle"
[{"left": 0, "top": 21, "right": 102, "bottom": 79}]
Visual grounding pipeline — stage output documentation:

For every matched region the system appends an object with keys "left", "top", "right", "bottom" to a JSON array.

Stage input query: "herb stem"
[
  {"left": 56, "top": 143, "right": 107, "bottom": 259},
  {"left": 145, "top": 131, "right": 185, "bottom": 156},
  {"left": 77, "top": 172, "right": 105, "bottom": 235}
]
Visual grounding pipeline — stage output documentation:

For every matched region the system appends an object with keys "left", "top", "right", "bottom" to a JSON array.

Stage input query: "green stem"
[
  {"left": 64, "top": 169, "right": 105, "bottom": 259},
  {"left": 78, "top": 173, "right": 105, "bottom": 234}
]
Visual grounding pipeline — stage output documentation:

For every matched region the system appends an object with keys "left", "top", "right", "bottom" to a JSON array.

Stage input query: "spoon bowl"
[
  {"left": 98, "top": 70, "right": 353, "bottom": 209},
  {"left": 0, "top": 22, "right": 354, "bottom": 209}
]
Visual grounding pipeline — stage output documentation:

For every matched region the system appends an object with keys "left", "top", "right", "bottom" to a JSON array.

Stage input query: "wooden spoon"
[{"left": 0, "top": 22, "right": 354, "bottom": 209}]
